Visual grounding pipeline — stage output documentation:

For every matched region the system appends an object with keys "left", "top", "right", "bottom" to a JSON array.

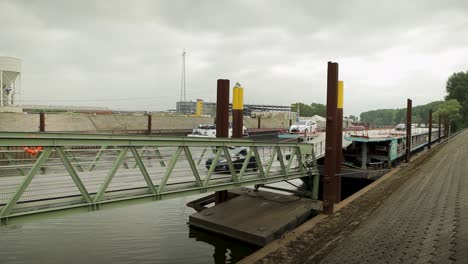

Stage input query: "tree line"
[{"left": 360, "top": 71, "right": 467, "bottom": 130}]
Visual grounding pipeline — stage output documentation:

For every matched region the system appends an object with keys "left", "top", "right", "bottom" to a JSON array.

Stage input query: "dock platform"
[{"left": 189, "top": 188, "right": 321, "bottom": 246}]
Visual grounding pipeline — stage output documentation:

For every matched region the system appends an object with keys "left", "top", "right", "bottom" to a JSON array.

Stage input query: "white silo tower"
[{"left": 0, "top": 57, "right": 21, "bottom": 107}]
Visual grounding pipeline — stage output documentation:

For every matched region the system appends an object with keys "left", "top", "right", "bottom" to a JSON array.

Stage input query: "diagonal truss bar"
[
  {"left": 94, "top": 147, "right": 129, "bottom": 203},
  {"left": 285, "top": 147, "right": 297, "bottom": 173},
  {"left": 63, "top": 147, "right": 84, "bottom": 172},
  {"left": 238, "top": 147, "right": 254, "bottom": 181},
  {"left": 55, "top": 147, "right": 92, "bottom": 204},
  {"left": 0, "top": 147, "right": 53, "bottom": 218},
  {"left": 132, "top": 147, "right": 166, "bottom": 169},
  {"left": 130, "top": 147, "right": 157, "bottom": 195},
  {"left": 276, "top": 146, "right": 287, "bottom": 176},
  {"left": 153, "top": 147, "right": 166, "bottom": 167},
  {"left": 196, "top": 147, "right": 208, "bottom": 165},
  {"left": 222, "top": 146, "right": 238, "bottom": 183},
  {"left": 252, "top": 147, "right": 265, "bottom": 178},
  {"left": 1, "top": 148, "right": 25, "bottom": 176},
  {"left": 157, "top": 146, "right": 183, "bottom": 194},
  {"left": 204, "top": 147, "right": 223, "bottom": 187},
  {"left": 183, "top": 147, "right": 203, "bottom": 187},
  {"left": 132, "top": 147, "right": 146, "bottom": 169},
  {"left": 88, "top": 145, "right": 107, "bottom": 171},
  {"left": 264, "top": 147, "right": 277, "bottom": 177},
  {"left": 310, "top": 145, "right": 320, "bottom": 199}
]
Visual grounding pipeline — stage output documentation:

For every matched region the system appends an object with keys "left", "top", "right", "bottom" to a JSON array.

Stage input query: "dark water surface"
[{"left": 0, "top": 195, "right": 259, "bottom": 264}]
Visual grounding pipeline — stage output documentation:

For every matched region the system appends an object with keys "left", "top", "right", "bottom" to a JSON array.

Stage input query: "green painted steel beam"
[
  {"left": 156, "top": 146, "right": 183, "bottom": 194},
  {"left": 130, "top": 147, "right": 157, "bottom": 195},
  {"left": 1, "top": 148, "right": 25, "bottom": 176},
  {"left": 238, "top": 147, "right": 254, "bottom": 181},
  {"left": 55, "top": 147, "right": 93, "bottom": 204},
  {"left": 93, "top": 147, "right": 129, "bottom": 203},
  {"left": 1, "top": 170, "right": 312, "bottom": 223},
  {"left": 0, "top": 147, "right": 53, "bottom": 218},
  {"left": 88, "top": 145, "right": 107, "bottom": 171},
  {"left": 182, "top": 146, "right": 203, "bottom": 187}
]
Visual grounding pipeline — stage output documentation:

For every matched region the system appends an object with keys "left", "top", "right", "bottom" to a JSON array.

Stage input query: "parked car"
[
  {"left": 289, "top": 120, "right": 316, "bottom": 134},
  {"left": 395, "top": 124, "right": 406, "bottom": 131},
  {"left": 205, "top": 147, "right": 258, "bottom": 172}
]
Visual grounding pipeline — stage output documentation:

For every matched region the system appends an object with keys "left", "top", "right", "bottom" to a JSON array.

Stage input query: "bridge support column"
[
  {"left": 406, "top": 99, "right": 412, "bottom": 163},
  {"left": 323, "top": 61, "right": 339, "bottom": 214},
  {"left": 215, "top": 79, "right": 230, "bottom": 204}
]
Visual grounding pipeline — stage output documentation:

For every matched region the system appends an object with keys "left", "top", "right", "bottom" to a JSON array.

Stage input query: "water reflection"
[{"left": 189, "top": 227, "right": 259, "bottom": 264}]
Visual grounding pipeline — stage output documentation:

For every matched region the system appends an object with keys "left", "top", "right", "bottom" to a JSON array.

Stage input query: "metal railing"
[{"left": 0, "top": 132, "right": 318, "bottom": 222}]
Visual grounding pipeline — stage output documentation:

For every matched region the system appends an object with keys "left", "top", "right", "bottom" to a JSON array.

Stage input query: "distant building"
[{"left": 176, "top": 100, "right": 291, "bottom": 116}]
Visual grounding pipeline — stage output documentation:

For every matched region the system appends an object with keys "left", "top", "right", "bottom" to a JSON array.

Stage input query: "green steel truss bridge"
[{"left": 0, "top": 132, "right": 319, "bottom": 223}]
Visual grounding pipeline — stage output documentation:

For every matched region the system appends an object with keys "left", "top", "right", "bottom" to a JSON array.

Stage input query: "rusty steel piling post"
[
  {"left": 335, "top": 80, "right": 344, "bottom": 202},
  {"left": 215, "top": 79, "right": 230, "bottom": 204},
  {"left": 232, "top": 83, "right": 244, "bottom": 138},
  {"left": 405, "top": 99, "right": 412, "bottom": 163},
  {"left": 147, "top": 113, "right": 152, "bottom": 135},
  {"left": 438, "top": 115, "right": 441, "bottom": 143},
  {"left": 323, "top": 62, "right": 339, "bottom": 214},
  {"left": 444, "top": 115, "right": 448, "bottom": 139},
  {"left": 257, "top": 116, "right": 261, "bottom": 129},
  {"left": 39, "top": 112, "right": 45, "bottom": 132},
  {"left": 428, "top": 109, "right": 432, "bottom": 149}
]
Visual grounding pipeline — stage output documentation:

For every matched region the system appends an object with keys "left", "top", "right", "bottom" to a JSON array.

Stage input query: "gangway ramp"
[{"left": 0, "top": 132, "right": 319, "bottom": 222}]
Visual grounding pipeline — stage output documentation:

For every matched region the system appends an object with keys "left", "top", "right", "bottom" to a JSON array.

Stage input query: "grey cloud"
[{"left": 1, "top": 0, "right": 468, "bottom": 115}]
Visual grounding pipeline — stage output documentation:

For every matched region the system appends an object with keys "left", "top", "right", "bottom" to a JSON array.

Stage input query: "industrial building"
[
  {"left": 0, "top": 57, "right": 21, "bottom": 111},
  {"left": 176, "top": 99, "right": 291, "bottom": 116}
]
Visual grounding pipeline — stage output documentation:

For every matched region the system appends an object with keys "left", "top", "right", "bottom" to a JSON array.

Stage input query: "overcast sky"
[{"left": 1, "top": 0, "right": 467, "bottom": 116}]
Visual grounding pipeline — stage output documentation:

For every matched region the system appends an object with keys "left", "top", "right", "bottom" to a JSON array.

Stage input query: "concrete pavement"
[
  {"left": 321, "top": 129, "right": 468, "bottom": 263},
  {"left": 245, "top": 129, "right": 467, "bottom": 264}
]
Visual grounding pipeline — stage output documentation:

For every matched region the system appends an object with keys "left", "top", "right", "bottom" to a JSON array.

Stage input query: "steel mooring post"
[
  {"left": 428, "top": 109, "right": 432, "bottom": 149},
  {"left": 147, "top": 112, "right": 152, "bottom": 135},
  {"left": 323, "top": 61, "right": 339, "bottom": 214},
  {"left": 444, "top": 115, "right": 448, "bottom": 139},
  {"left": 215, "top": 79, "right": 230, "bottom": 204},
  {"left": 438, "top": 115, "right": 441, "bottom": 143},
  {"left": 335, "top": 80, "right": 344, "bottom": 203},
  {"left": 39, "top": 111, "right": 45, "bottom": 132},
  {"left": 232, "top": 83, "right": 244, "bottom": 138},
  {"left": 406, "top": 99, "right": 412, "bottom": 163}
]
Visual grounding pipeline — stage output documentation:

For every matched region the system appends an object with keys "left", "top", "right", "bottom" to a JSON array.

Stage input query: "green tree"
[
  {"left": 446, "top": 71, "right": 468, "bottom": 128},
  {"left": 434, "top": 99, "right": 462, "bottom": 130},
  {"left": 291, "top": 102, "right": 326, "bottom": 117}
]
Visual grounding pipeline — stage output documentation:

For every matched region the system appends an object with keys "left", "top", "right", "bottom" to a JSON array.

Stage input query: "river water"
[{"left": 0, "top": 194, "right": 259, "bottom": 264}]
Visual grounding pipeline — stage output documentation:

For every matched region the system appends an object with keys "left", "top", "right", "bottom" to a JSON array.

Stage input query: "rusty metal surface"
[
  {"left": 147, "top": 113, "right": 152, "bottom": 135},
  {"left": 215, "top": 79, "right": 230, "bottom": 204},
  {"left": 39, "top": 112, "right": 45, "bottom": 132},
  {"left": 406, "top": 99, "right": 412, "bottom": 163},
  {"left": 216, "top": 79, "right": 230, "bottom": 138},
  {"left": 323, "top": 61, "right": 339, "bottom": 214},
  {"left": 336, "top": 108, "right": 343, "bottom": 202},
  {"left": 428, "top": 109, "right": 432, "bottom": 149},
  {"left": 438, "top": 115, "right": 442, "bottom": 143},
  {"left": 233, "top": 110, "right": 243, "bottom": 138}
]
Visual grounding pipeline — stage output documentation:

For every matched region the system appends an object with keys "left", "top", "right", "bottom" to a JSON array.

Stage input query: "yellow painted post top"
[
  {"left": 233, "top": 83, "right": 244, "bottom": 110},
  {"left": 195, "top": 99, "right": 203, "bottom": 116},
  {"left": 337, "top": 81, "right": 344, "bottom": 109}
]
